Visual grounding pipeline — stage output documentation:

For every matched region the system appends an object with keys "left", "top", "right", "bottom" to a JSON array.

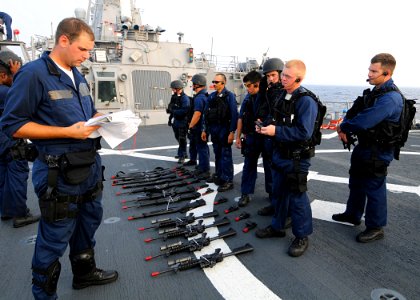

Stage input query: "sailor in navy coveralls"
[
  {"left": 333, "top": 53, "right": 403, "bottom": 243},
  {"left": 257, "top": 60, "right": 318, "bottom": 257},
  {"left": 0, "top": 18, "right": 117, "bottom": 299}
]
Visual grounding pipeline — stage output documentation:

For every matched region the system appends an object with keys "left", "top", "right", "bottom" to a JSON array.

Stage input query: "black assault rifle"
[
  {"left": 112, "top": 166, "right": 184, "bottom": 182},
  {"left": 116, "top": 177, "right": 199, "bottom": 196},
  {"left": 122, "top": 191, "right": 202, "bottom": 210},
  {"left": 151, "top": 243, "right": 254, "bottom": 277},
  {"left": 121, "top": 184, "right": 205, "bottom": 204},
  {"left": 114, "top": 173, "right": 178, "bottom": 187},
  {"left": 144, "top": 217, "right": 230, "bottom": 242},
  {"left": 127, "top": 199, "right": 206, "bottom": 220},
  {"left": 138, "top": 211, "right": 220, "bottom": 231},
  {"left": 145, "top": 228, "right": 237, "bottom": 261}
]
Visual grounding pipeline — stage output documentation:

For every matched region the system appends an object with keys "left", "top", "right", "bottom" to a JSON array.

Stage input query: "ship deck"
[{"left": 1, "top": 125, "right": 419, "bottom": 300}]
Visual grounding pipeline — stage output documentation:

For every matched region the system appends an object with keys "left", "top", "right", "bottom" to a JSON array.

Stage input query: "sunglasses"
[{"left": 212, "top": 81, "right": 223, "bottom": 84}]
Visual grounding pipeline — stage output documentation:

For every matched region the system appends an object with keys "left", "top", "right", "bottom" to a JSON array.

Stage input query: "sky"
[{"left": 2, "top": 0, "right": 419, "bottom": 88}]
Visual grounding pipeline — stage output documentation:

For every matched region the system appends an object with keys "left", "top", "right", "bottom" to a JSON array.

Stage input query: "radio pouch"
[{"left": 60, "top": 151, "right": 96, "bottom": 184}]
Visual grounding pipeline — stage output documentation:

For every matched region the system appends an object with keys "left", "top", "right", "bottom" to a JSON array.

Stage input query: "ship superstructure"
[{"left": 75, "top": 0, "right": 255, "bottom": 125}]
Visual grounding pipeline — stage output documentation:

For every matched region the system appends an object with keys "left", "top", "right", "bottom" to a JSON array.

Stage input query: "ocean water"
[{"left": 305, "top": 85, "right": 420, "bottom": 120}]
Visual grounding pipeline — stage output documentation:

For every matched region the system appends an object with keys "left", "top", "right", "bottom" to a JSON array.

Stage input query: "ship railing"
[
  {"left": 196, "top": 53, "right": 247, "bottom": 74},
  {"left": 324, "top": 101, "right": 353, "bottom": 120}
]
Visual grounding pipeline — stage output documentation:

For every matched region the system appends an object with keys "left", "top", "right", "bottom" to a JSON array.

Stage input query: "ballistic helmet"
[
  {"left": 262, "top": 58, "right": 284, "bottom": 74},
  {"left": 170, "top": 80, "right": 184, "bottom": 89},
  {"left": 192, "top": 74, "right": 207, "bottom": 86},
  {"left": 0, "top": 51, "right": 22, "bottom": 74}
]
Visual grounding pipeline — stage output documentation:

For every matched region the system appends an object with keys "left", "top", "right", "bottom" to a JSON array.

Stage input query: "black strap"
[{"left": 43, "top": 154, "right": 61, "bottom": 199}]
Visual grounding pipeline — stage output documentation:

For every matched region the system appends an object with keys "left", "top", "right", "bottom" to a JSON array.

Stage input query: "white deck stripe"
[
  {"left": 105, "top": 143, "right": 419, "bottom": 299},
  {"left": 189, "top": 185, "right": 281, "bottom": 300}
]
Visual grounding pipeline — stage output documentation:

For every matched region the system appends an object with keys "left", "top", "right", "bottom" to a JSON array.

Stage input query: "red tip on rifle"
[
  {"left": 120, "top": 199, "right": 126, "bottom": 203},
  {"left": 151, "top": 272, "right": 160, "bottom": 277},
  {"left": 242, "top": 227, "right": 250, "bottom": 233},
  {"left": 112, "top": 183, "right": 116, "bottom": 186},
  {"left": 111, "top": 175, "right": 116, "bottom": 179},
  {"left": 116, "top": 192, "right": 121, "bottom": 196},
  {"left": 127, "top": 216, "right": 134, "bottom": 221},
  {"left": 122, "top": 185, "right": 127, "bottom": 188},
  {"left": 138, "top": 227, "right": 145, "bottom": 231},
  {"left": 214, "top": 198, "right": 228, "bottom": 205},
  {"left": 122, "top": 206, "right": 128, "bottom": 210},
  {"left": 145, "top": 256, "right": 152, "bottom": 261},
  {"left": 144, "top": 238, "right": 153, "bottom": 243},
  {"left": 235, "top": 216, "right": 240, "bottom": 222}
]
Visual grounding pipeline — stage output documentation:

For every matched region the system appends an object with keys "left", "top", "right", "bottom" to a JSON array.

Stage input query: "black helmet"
[
  {"left": 262, "top": 58, "right": 284, "bottom": 74},
  {"left": 170, "top": 80, "right": 184, "bottom": 89},
  {"left": 192, "top": 74, "right": 207, "bottom": 86},
  {"left": 0, "top": 51, "right": 22, "bottom": 74}
]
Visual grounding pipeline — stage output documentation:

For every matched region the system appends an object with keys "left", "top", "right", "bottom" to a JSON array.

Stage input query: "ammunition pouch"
[
  {"left": 349, "top": 159, "right": 388, "bottom": 177},
  {"left": 286, "top": 172, "right": 308, "bottom": 193},
  {"left": 39, "top": 181, "right": 103, "bottom": 223},
  {"left": 32, "top": 260, "right": 61, "bottom": 296},
  {"left": 9, "top": 140, "right": 39, "bottom": 162},
  {"left": 60, "top": 150, "right": 96, "bottom": 185}
]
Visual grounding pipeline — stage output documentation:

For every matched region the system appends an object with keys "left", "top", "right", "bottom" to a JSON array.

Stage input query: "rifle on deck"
[
  {"left": 121, "top": 184, "right": 206, "bottom": 204},
  {"left": 112, "top": 166, "right": 170, "bottom": 179},
  {"left": 114, "top": 173, "right": 178, "bottom": 187},
  {"left": 122, "top": 191, "right": 202, "bottom": 210},
  {"left": 151, "top": 243, "right": 254, "bottom": 277},
  {"left": 116, "top": 177, "right": 200, "bottom": 196},
  {"left": 112, "top": 166, "right": 185, "bottom": 182},
  {"left": 127, "top": 199, "right": 206, "bottom": 220},
  {"left": 138, "top": 211, "right": 220, "bottom": 231},
  {"left": 145, "top": 228, "right": 237, "bottom": 261},
  {"left": 144, "top": 217, "right": 231, "bottom": 242}
]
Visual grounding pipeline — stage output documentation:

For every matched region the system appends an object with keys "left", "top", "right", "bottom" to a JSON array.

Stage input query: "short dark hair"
[
  {"left": 243, "top": 70, "right": 262, "bottom": 84},
  {"left": 0, "top": 60, "right": 10, "bottom": 75},
  {"left": 371, "top": 53, "right": 396, "bottom": 74},
  {"left": 215, "top": 73, "right": 227, "bottom": 83},
  {"left": 55, "top": 17, "right": 94, "bottom": 44}
]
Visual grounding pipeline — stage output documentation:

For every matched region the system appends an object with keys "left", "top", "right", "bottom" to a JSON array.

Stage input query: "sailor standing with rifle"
[
  {"left": 333, "top": 53, "right": 404, "bottom": 243},
  {"left": 167, "top": 80, "right": 190, "bottom": 164}
]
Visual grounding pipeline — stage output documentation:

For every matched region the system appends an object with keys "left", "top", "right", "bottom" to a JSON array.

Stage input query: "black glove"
[{"left": 168, "top": 119, "right": 172, "bottom": 126}]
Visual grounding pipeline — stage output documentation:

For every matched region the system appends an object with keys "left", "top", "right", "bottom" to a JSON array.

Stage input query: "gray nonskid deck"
[{"left": 1, "top": 125, "right": 419, "bottom": 300}]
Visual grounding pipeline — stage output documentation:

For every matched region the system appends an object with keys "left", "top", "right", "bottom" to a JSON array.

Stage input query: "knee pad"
[
  {"left": 32, "top": 260, "right": 61, "bottom": 296},
  {"left": 286, "top": 172, "right": 308, "bottom": 193}
]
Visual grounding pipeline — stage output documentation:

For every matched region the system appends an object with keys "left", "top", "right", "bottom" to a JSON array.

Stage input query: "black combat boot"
[
  {"left": 238, "top": 194, "right": 250, "bottom": 207},
  {"left": 70, "top": 249, "right": 118, "bottom": 290}
]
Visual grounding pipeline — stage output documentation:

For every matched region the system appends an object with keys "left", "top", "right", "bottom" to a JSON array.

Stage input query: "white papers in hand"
[{"left": 86, "top": 110, "right": 142, "bottom": 148}]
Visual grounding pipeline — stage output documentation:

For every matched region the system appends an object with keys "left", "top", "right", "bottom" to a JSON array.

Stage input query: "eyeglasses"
[{"left": 212, "top": 81, "right": 223, "bottom": 84}]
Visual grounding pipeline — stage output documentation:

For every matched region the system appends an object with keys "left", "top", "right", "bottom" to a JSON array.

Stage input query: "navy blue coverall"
[
  {"left": 203, "top": 88, "right": 238, "bottom": 183},
  {"left": 189, "top": 89, "right": 210, "bottom": 172},
  {"left": 170, "top": 92, "right": 190, "bottom": 159},
  {"left": 1, "top": 52, "right": 104, "bottom": 300},
  {"left": 270, "top": 87, "right": 318, "bottom": 238},
  {"left": 339, "top": 79, "right": 403, "bottom": 229},
  {"left": 239, "top": 93, "right": 272, "bottom": 197},
  {"left": 0, "top": 12, "right": 13, "bottom": 40},
  {"left": 0, "top": 84, "right": 29, "bottom": 219}
]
